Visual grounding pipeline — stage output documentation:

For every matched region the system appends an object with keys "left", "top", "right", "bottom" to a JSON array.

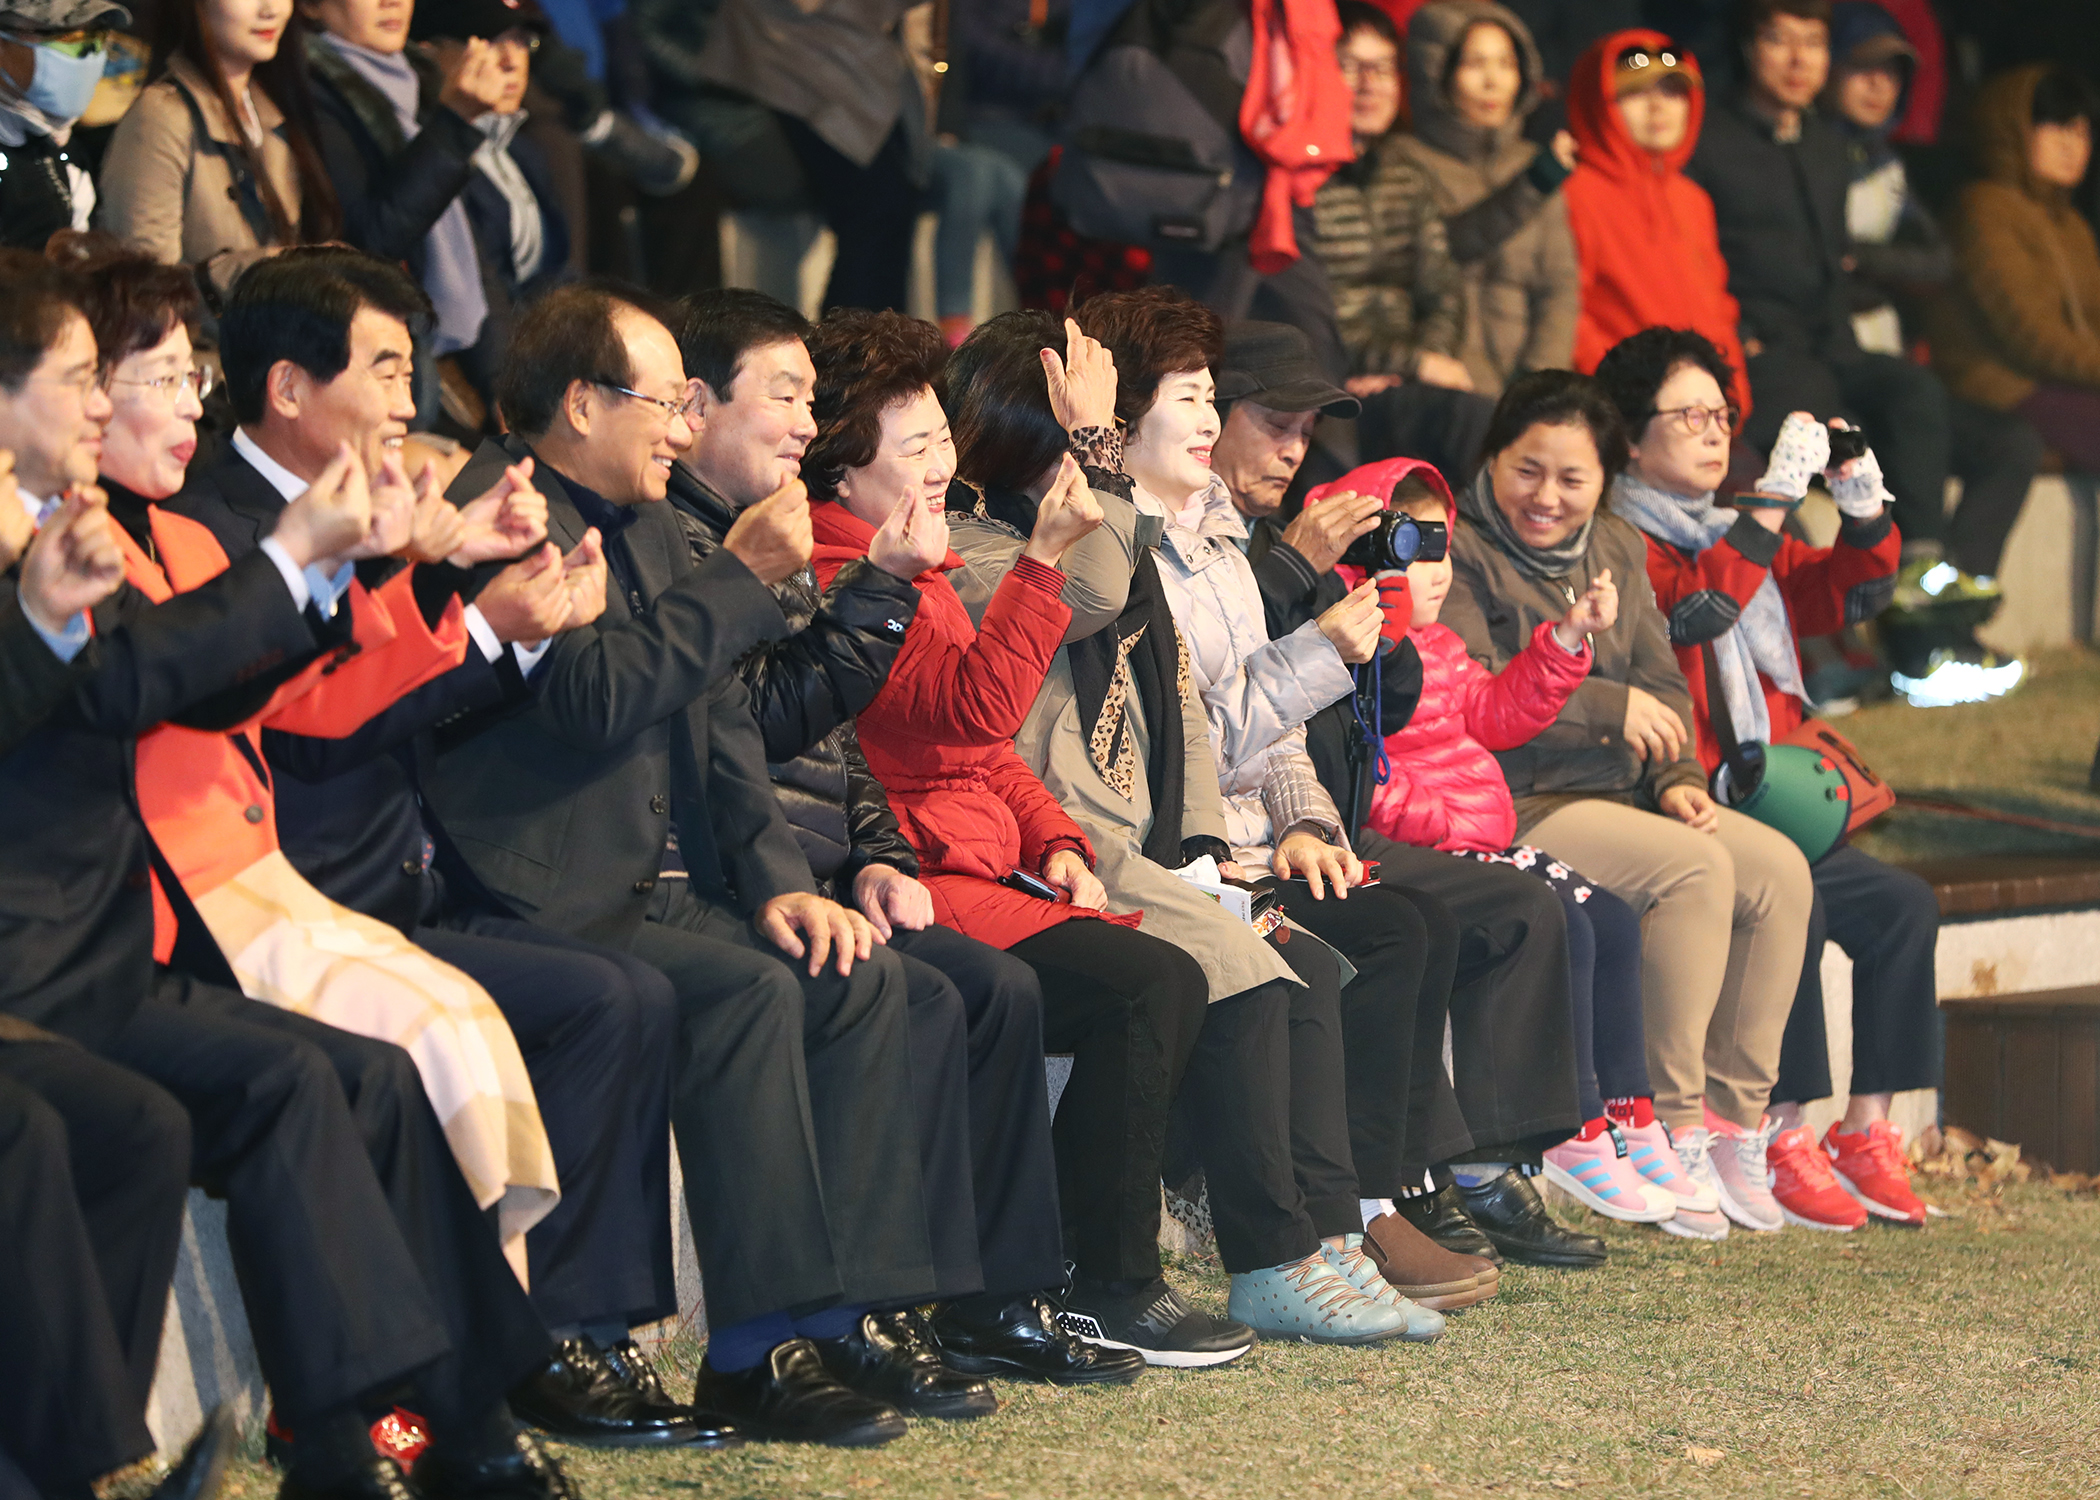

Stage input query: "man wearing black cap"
[{"left": 0, "top": 0, "right": 127, "bottom": 248}]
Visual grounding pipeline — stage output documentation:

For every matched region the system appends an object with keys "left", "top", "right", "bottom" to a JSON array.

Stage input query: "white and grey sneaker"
[
  {"left": 1656, "top": 1127, "right": 1731, "bottom": 1241},
  {"left": 1050, "top": 1274, "right": 1254, "bottom": 1368},
  {"left": 1708, "top": 1115, "right": 1785, "bottom": 1233}
]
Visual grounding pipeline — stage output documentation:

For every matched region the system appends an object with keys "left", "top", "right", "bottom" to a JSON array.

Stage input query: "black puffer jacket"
[{"left": 668, "top": 466, "right": 922, "bottom": 892}]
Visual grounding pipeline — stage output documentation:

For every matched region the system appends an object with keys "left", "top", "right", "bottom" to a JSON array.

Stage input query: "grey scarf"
[
  {"left": 474, "top": 111, "right": 544, "bottom": 285},
  {"left": 1609, "top": 472, "right": 1806, "bottom": 744},
  {"left": 316, "top": 33, "right": 488, "bottom": 354},
  {"left": 1456, "top": 465, "right": 1595, "bottom": 582}
]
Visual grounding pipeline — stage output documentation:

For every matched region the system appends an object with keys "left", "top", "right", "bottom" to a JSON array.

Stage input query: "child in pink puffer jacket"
[{"left": 1319, "top": 457, "right": 1721, "bottom": 1239}]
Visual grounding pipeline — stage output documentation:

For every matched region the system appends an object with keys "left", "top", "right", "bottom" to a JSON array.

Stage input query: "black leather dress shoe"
[
  {"left": 413, "top": 1430, "right": 576, "bottom": 1500},
  {"left": 509, "top": 1337, "right": 705, "bottom": 1448},
  {"left": 691, "top": 1338, "right": 908, "bottom": 1447},
  {"left": 811, "top": 1310, "right": 997, "bottom": 1419},
  {"left": 932, "top": 1293, "right": 1146, "bottom": 1385},
  {"left": 277, "top": 1458, "right": 422, "bottom": 1500},
  {"left": 598, "top": 1336, "right": 741, "bottom": 1449},
  {"left": 1456, "top": 1168, "right": 1608, "bottom": 1269},
  {"left": 1394, "top": 1185, "right": 1504, "bottom": 1265},
  {"left": 154, "top": 1405, "right": 234, "bottom": 1500}
]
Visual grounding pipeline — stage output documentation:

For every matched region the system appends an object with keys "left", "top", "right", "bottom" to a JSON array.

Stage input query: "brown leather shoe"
[{"left": 1363, "top": 1211, "right": 1500, "bottom": 1310}]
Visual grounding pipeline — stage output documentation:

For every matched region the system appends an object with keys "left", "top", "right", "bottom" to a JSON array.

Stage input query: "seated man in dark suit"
[
  {"left": 424, "top": 284, "right": 992, "bottom": 1446},
  {"left": 666, "top": 289, "right": 1135, "bottom": 1386},
  {"left": 0, "top": 256, "right": 571, "bottom": 1500},
  {"left": 0, "top": 463, "right": 237, "bottom": 1500},
  {"left": 167, "top": 248, "right": 702, "bottom": 1451}
]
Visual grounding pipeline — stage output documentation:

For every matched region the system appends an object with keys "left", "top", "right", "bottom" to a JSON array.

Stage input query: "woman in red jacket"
[
  {"left": 1332, "top": 457, "right": 1709, "bottom": 1234},
  {"left": 1597, "top": 326, "right": 1935, "bottom": 1235},
  {"left": 805, "top": 310, "right": 1429, "bottom": 1366}
]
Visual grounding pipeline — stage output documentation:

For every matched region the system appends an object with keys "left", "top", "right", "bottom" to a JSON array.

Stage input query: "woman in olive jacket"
[{"left": 1439, "top": 370, "right": 1813, "bottom": 1238}]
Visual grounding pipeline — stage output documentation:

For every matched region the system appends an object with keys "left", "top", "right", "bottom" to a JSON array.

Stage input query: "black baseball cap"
[
  {"left": 410, "top": 0, "right": 549, "bottom": 43},
  {"left": 1216, "top": 320, "right": 1360, "bottom": 418}
]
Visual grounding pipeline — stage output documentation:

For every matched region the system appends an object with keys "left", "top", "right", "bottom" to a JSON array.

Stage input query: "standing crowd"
[{"left": 3, "top": 0, "right": 2093, "bottom": 1497}]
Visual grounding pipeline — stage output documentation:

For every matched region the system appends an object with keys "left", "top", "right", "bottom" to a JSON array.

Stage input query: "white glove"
[
  {"left": 1827, "top": 442, "right": 1890, "bottom": 520},
  {"left": 1750, "top": 412, "right": 1831, "bottom": 503}
]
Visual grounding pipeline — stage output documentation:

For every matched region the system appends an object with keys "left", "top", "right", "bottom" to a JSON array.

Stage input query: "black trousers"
[
  {"left": 1009, "top": 920, "right": 1209, "bottom": 1283},
  {"left": 1258, "top": 879, "right": 1453, "bottom": 1203},
  {"left": 98, "top": 972, "right": 550, "bottom": 1431},
  {"left": 1944, "top": 398, "right": 2046, "bottom": 579},
  {"left": 418, "top": 916, "right": 678, "bottom": 1333},
  {"left": 0, "top": 1041, "right": 188, "bottom": 1491},
  {"left": 1743, "top": 348, "right": 1951, "bottom": 547},
  {"left": 885, "top": 923, "right": 1064, "bottom": 1301},
  {"left": 1774, "top": 845, "right": 1943, "bottom": 1106},
  {"left": 777, "top": 115, "right": 919, "bottom": 313},
  {"left": 634, "top": 882, "right": 936, "bottom": 1328},
  {"left": 1354, "top": 831, "right": 1582, "bottom": 1169}
]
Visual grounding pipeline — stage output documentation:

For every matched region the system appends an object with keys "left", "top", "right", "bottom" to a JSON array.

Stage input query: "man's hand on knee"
[{"left": 758, "top": 892, "right": 882, "bottom": 977}]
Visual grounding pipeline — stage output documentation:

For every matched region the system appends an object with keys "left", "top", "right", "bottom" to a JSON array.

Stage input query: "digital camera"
[{"left": 1341, "top": 512, "right": 1448, "bottom": 573}]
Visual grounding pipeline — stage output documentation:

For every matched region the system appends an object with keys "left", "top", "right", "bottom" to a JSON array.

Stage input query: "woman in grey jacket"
[{"left": 1438, "top": 369, "right": 1815, "bottom": 1241}]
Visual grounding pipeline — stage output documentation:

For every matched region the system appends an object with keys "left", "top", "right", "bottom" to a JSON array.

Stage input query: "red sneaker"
[
  {"left": 1766, "top": 1126, "right": 1867, "bottom": 1231},
  {"left": 1824, "top": 1120, "right": 1927, "bottom": 1227}
]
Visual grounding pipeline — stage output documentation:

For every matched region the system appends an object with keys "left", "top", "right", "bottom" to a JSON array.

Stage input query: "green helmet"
[{"left": 1730, "top": 742, "right": 1851, "bottom": 863}]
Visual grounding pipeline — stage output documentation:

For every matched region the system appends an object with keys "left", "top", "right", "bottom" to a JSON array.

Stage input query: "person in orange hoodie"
[{"left": 1563, "top": 30, "right": 1753, "bottom": 418}]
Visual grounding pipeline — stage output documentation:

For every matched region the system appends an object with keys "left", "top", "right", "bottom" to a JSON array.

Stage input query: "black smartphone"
[{"left": 998, "top": 868, "right": 1061, "bottom": 901}]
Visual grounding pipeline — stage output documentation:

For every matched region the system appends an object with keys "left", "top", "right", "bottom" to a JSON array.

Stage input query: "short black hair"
[
  {"left": 497, "top": 283, "right": 650, "bottom": 439},
  {"left": 1337, "top": 0, "right": 1398, "bottom": 50},
  {"left": 2032, "top": 65, "right": 2100, "bottom": 128},
  {"left": 673, "top": 288, "right": 811, "bottom": 401},
  {"left": 1479, "top": 369, "right": 1630, "bottom": 479},
  {"left": 220, "top": 248, "right": 432, "bottom": 424},
  {"left": 1738, "top": 0, "right": 1832, "bottom": 46},
  {"left": 0, "top": 249, "right": 85, "bottom": 393},
  {"left": 946, "top": 311, "right": 1069, "bottom": 494},
  {"left": 1593, "top": 327, "right": 1737, "bottom": 437}
]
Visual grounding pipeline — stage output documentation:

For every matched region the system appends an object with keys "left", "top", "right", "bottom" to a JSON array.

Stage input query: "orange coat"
[{"left": 119, "top": 506, "right": 467, "bottom": 958}]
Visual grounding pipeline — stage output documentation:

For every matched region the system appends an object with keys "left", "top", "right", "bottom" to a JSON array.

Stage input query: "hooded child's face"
[
  {"left": 1616, "top": 79, "right": 1691, "bottom": 153},
  {"left": 1834, "top": 62, "right": 1902, "bottom": 131},
  {"left": 2030, "top": 116, "right": 2093, "bottom": 189}
]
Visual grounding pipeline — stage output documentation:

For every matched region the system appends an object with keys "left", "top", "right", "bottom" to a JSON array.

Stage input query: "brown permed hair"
[
  {"left": 1072, "top": 286, "right": 1223, "bottom": 427},
  {"left": 46, "top": 232, "right": 201, "bottom": 374},
  {"left": 804, "top": 309, "right": 949, "bottom": 503}
]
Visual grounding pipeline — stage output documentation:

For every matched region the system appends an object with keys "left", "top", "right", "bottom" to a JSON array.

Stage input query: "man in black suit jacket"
[
  {"left": 426, "top": 284, "right": 980, "bottom": 1447},
  {"left": 0, "top": 264, "right": 570, "bottom": 1499},
  {"left": 168, "top": 249, "right": 706, "bottom": 1451}
]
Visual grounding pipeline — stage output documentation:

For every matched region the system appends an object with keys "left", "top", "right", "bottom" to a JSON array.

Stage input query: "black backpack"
[{"left": 1052, "top": 0, "right": 1261, "bottom": 254}]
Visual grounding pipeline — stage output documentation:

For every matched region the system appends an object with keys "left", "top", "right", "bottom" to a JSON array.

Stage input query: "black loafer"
[
  {"left": 414, "top": 1430, "right": 576, "bottom": 1500},
  {"left": 691, "top": 1338, "right": 907, "bottom": 1447},
  {"left": 599, "top": 1336, "right": 741, "bottom": 1450},
  {"left": 811, "top": 1310, "right": 997, "bottom": 1419},
  {"left": 932, "top": 1293, "right": 1146, "bottom": 1385},
  {"left": 510, "top": 1337, "right": 705, "bottom": 1449},
  {"left": 1456, "top": 1168, "right": 1609, "bottom": 1269},
  {"left": 1394, "top": 1185, "right": 1504, "bottom": 1265},
  {"left": 278, "top": 1459, "right": 422, "bottom": 1500}
]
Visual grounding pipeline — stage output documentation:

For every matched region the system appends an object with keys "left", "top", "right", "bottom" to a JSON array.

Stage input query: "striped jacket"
[{"left": 1310, "top": 132, "right": 1466, "bottom": 377}]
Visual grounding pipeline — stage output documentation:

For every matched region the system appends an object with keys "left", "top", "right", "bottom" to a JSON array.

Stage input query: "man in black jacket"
[
  {"left": 170, "top": 250, "right": 709, "bottom": 1451},
  {"left": 0, "top": 0, "right": 118, "bottom": 251},
  {"left": 424, "top": 283, "right": 987, "bottom": 1445},
  {"left": 0, "top": 260, "right": 570, "bottom": 1500},
  {"left": 666, "top": 289, "right": 1137, "bottom": 1388},
  {"left": 1686, "top": 0, "right": 1950, "bottom": 558}
]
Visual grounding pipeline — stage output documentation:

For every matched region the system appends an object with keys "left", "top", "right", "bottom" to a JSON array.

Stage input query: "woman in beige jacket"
[{"left": 97, "top": 0, "right": 337, "bottom": 291}]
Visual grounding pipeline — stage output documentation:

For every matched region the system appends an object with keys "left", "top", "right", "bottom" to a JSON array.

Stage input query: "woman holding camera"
[{"left": 1595, "top": 327, "right": 1934, "bottom": 1236}]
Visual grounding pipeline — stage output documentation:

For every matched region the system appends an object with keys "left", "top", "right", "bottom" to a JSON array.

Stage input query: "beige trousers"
[{"left": 1527, "top": 801, "right": 1814, "bottom": 1131}]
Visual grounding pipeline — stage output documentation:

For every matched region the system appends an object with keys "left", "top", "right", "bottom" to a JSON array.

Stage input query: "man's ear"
[
  {"left": 264, "top": 359, "right": 303, "bottom": 423},
  {"left": 561, "top": 380, "right": 594, "bottom": 439},
  {"left": 689, "top": 378, "right": 725, "bottom": 428}
]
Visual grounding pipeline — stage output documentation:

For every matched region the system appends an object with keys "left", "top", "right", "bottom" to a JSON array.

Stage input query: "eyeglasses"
[
  {"left": 1651, "top": 402, "right": 1738, "bottom": 435},
  {"left": 1338, "top": 56, "right": 1399, "bottom": 84},
  {"left": 1615, "top": 45, "right": 1683, "bottom": 72},
  {"left": 27, "top": 368, "right": 102, "bottom": 404},
  {"left": 595, "top": 380, "right": 699, "bottom": 422},
  {"left": 106, "top": 364, "right": 216, "bottom": 402}
]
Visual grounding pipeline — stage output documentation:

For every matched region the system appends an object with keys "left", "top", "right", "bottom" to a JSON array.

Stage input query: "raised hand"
[
  {"left": 475, "top": 542, "right": 573, "bottom": 644},
  {"left": 1020, "top": 455, "right": 1103, "bottom": 567},
  {"left": 558, "top": 528, "right": 607, "bottom": 629},
  {"left": 438, "top": 36, "right": 506, "bottom": 119},
  {"left": 722, "top": 477, "right": 813, "bottom": 586},
  {"left": 0, "top": 450, "right": 32, "bottom": 571},
  {"left": 403, "top": 460, "right": 468, "bottom": 565},
  {"left": 18, "top": 484, "right": 125, "bottom": 632},
  {"left": 272, "top": 443, "right": 373, "bottom": 569},
  {"left": 1554, "top": 567, "right": 1617, "bottom": 648},
  {"left": 1750, "top": 410, "right": 1830, "bottom": 505},
  {"left": 1316, "top": 577, "right": 1383, "bottom": 664},
  {"left": 1041, "top": 316, "right": 1119, "bottom": 433},
  {"left": 347, "top": 449, "right": 417, "bottom": 560},
  {"left": 1281, "top": 487, "right": 1385, "bottom": 576},
  {"left": 867, "top": 483, "right": 949, "bottom": 580},
  {"left": 450, "top": 457, "right": 549, "bottom": 565}
]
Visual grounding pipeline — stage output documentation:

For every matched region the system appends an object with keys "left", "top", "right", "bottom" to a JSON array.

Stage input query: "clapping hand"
[
  {"left": 346, "top": 449, "right": 417, "bottom": 560},
  {"left": 558, "top": 528, "right": 607, "bottom": 629},
  {"left": 1020, "top": 455, "right": 1103, "bottom": 567},
  {"left": 1041, "top": 317, "right": 1119, "bottom": 433},
  {"left": 1553, "top": 568, "right": 1617, "bottom": 648},
  {"left": 868, "top": 483, "right": 949, "bottom": 580},
  {"left": 18, "top": 484, "right": 125, "bottom": 633},
  {"left": 722, "top": 477, "right": 813, "bottom": 586},
  {"left": 273, "top": 443, "right": 374, "bottom": 569},
  {"left": 450, "top": 458, "right": 549, "bottom": 565},
  {"left": 402, "top": 459, "right": 468, "bottom": 565}
]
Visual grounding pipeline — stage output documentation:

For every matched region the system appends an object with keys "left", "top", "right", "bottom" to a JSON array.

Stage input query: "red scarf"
[{"left": 1240, "top": 0, "right": 1354, "bottom": 273}]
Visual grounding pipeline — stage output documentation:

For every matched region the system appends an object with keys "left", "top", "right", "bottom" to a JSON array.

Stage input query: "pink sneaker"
[
  {"left": 1825, "top": 1121, "right": 1927, "bottom": 1227},
  {"left": 1768, "top": 1126, "right": 1867, "bottom": 1232},
  {"left": 1617, "top": 1117, "right": 1721, "bottom": 1214},
  {"left": 1703, "top": 1105, "right": 1783, "bottom": 1233},
  {"left": 1543, "top": 1124, "right": 1676, "bottom": 1223}
]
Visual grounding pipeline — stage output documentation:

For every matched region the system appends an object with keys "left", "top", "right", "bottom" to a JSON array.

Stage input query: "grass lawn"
[{"left": 185, "top": 1178, "right": 2100, "bottom": 1500}]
